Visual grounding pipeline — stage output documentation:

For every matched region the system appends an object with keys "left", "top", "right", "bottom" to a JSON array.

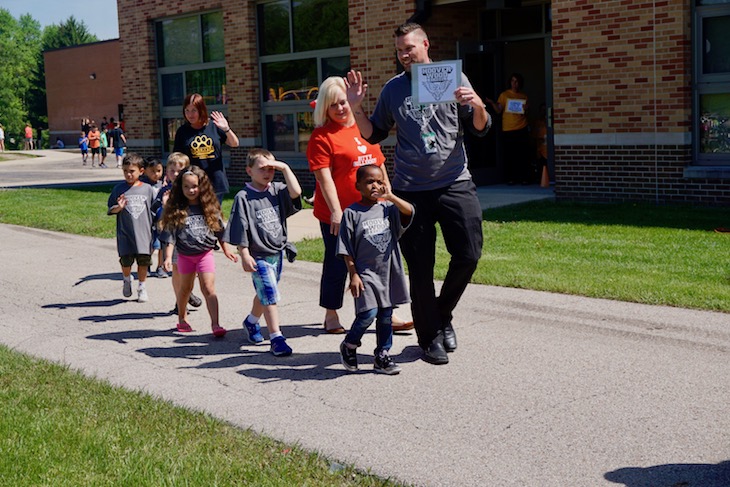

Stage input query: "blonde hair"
[
  {"left": 313, "top": 77, "right": 350, "bottom": 128},
  {"left": 246, "top": 148, "right": 274, "bottom": 167},
  {"left": 166, "top": 151, "right": 190, "bottom": 169}
]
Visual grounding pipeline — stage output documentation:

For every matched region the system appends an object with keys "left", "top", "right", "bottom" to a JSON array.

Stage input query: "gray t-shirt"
[
  {"left": 159, "top": 204, "right": 224, "bottom": 256},
  {"left": 337, "top": 201, "right": 411, "bottom": 313},
  {"left": 367, "top": 71, "right": 490, "bottom": 191},
  {"left": 224, "top": 182, "right": 301, "bottom": 258},
  {"left": 107, "top": 181, "right": 155, "bottom": 256}
]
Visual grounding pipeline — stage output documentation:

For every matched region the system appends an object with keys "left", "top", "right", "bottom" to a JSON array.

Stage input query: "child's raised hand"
[
  {"left": 265, "top": 159, "right": 288, "bottom": 171},
  {"left": 161, "top": 190, "right": 170, "bottom": 205},
  {"left": 348, "top": 273, "right": 365, "bottom": 298},
  {"left": 117, "top": 193, "right": 127, "bottom": 208}
]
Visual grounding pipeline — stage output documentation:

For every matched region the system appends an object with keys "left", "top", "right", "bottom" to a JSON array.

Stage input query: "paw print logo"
[{"left": 190, "top": 135, "right": 215, "bottom": 159}]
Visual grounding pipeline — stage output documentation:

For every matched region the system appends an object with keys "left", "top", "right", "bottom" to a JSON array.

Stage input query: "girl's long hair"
[{"left": 160, "top": 165, "right": 222, "bottom": 232}]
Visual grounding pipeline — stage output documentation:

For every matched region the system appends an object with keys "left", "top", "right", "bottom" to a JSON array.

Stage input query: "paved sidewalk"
[
  {"left": 1, "top": 223, "right": 729, "bottom": 486},
  {"left": 1, "top": 150, "right": 729, "bottom": 486}
]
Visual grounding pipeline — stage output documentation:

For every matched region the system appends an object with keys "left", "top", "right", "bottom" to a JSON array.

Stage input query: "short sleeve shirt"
[
  {"left": 173, "top": 121, "right": 229, "bottom": 194},
  {"left": 497, "top": 89, "right": 528, "bottom": 132},
  {"left": 307, "top": 122, "right": 385, "bottom": 224},
  {"left": 336, "top": 201, "right": 410, "bottom": 313},
  {"left": 108, "top": 181, "right": 155, "bottom": 256},
  {"left": 224, "top": 182, "right": 301, "bottom": 257}
]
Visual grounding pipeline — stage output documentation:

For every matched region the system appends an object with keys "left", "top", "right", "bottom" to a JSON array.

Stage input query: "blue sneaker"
[
  {"left": 270, "top": 336, "right": 292, "bottom": 357},
  {"left": 243, "top": 318, "right": 264, "bottom": 344}
]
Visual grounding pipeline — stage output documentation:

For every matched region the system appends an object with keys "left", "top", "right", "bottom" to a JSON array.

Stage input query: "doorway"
[{"left": 459, "top": 3, "right": 553, "bottom": 186}]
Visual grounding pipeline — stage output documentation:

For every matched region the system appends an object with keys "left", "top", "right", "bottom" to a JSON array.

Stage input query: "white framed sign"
[
  {"left": 505, "top": 98, "right": 525, "bottom": 114},
  {"left": 411, "top": 60, "right": 462, "bottom": 105}
]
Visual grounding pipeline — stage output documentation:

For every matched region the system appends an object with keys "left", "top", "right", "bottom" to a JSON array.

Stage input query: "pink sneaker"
[{"left": 176, "top": 322, "right": 193, "bottom": 333}]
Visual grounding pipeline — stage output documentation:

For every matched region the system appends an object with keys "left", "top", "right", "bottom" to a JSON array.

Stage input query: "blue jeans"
[{"left": 344, "top": 307, "right": 393, "bottom": 355}]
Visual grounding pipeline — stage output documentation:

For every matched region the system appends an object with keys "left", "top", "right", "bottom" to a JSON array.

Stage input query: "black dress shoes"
[
  {"left": 422, "top": 334, "right": 449, "bottom": 365},
  {"left": 443, "top": 323, "right": 457, "bottom": 352}
]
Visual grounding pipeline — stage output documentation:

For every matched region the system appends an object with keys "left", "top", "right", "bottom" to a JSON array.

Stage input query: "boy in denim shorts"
[
  {"left": 224, "top": 149, "right": 302, "bottom": 356},
  {"left": 107, "top": 153, "right": 155, "bottom": 302}
]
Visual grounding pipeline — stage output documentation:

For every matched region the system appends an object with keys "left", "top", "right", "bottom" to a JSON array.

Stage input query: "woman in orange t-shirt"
[{"left": 307, "top": 77, "right": 412, "bottom": 333}]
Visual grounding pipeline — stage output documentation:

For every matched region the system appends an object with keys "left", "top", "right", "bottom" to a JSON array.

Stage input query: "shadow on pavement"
[
  {"left": 79, "top": 311, "right": 175, "bottom": 323},
  {"left": 43, "top": 299, "right": 127, "bottom": 309},
  {"left": 87, "top": 328, "right": 177, "bottom": 344},
  {"left": 604, "top": 460, "right": 730, "bottom": 487},
  {"left": 75, "top": 272, "right": 125, "bottom": 285}
]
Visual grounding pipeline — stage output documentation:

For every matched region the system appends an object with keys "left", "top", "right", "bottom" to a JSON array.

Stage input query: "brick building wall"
[
  {"left": 551, "top": 0, "right": 730, "bottom": 204},
  {"left": 44, "top": 40, "right": 122, "bottom": 146}
]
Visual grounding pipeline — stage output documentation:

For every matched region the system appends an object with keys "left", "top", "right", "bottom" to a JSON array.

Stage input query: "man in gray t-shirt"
[{"left": 346, "top": 22, "right": 491, "bottom": 365}]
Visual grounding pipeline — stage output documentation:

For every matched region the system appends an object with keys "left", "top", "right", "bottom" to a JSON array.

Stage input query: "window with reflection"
[
  {"left": 695, "top": 2, "right": 730, "bottom": 162},
  {"left": 156, "top": 11, "right": 228, "bottom": 156},
  {"left": 258, "top": 0, "right": 349, "bottom": 153}
]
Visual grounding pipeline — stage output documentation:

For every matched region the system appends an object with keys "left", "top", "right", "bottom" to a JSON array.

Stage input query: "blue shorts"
[
  {"left": 114, "top": 147, "right": 124, "bottom": 157},
  {"left": 251, "top": 253, "right": 282, "bottom": 306}
]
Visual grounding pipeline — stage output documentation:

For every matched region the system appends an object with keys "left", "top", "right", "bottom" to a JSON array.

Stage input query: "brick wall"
[
  {"left": 550, "top": 0, "right": 730, "bottom": 203},
  {"left": 552, "top": 0, "right": 691, "bottom": 134},
  {"left": 553, "top": 144, "right": 730, "bottom": 205},
  {"left": 45, "top": 40, "right": 122, "bottom": 146}
]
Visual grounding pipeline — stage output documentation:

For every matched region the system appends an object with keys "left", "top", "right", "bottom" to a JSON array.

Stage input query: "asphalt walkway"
[{"left": 1, "top": 150, "right": 728, "bottom": 486}]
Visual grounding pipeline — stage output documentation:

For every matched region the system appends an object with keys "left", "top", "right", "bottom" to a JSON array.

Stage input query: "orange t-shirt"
[
  {"left": 307, "top": 122, "right": 385, "bottom": 224},
  {"left": 24, "top": 126, "right": 33, "bottom": 138},
  {"left": 87, "top": 129, "right": 101, "bottom": 149}
]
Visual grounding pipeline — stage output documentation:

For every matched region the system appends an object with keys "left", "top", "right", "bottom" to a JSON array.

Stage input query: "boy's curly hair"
[{"left": 160, "top": 166, "right": 222, "bottom": 232}]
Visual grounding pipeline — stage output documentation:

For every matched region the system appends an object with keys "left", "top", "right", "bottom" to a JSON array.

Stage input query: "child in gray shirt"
[
  {"left": 107, "top": 153, "right": 155, "bottom": 302},
  {"left": 224, "top": 149, "right": 302, "bottom": 357},
  {"left": 337, "top": 165, "right": 413, "bottom": 375}
]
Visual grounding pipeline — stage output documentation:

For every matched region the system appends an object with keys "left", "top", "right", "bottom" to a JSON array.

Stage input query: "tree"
[{"left": 0, "top": 9, "right": 41, "bottom": 143}]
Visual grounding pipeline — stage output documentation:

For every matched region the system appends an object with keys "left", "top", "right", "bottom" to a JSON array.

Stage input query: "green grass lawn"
[
  {"left": 0, "top": 345, "right": 400, "bottom": 487},
  {"left": 1, "top": 185, "right": 729, "bottom": 311}
]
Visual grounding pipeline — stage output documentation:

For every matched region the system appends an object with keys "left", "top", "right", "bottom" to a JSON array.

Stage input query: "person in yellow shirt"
[{"left": 486, "top": 73, "right": 530, "bottom": 184}]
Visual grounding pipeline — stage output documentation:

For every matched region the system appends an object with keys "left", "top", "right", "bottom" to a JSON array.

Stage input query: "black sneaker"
[
  {"left": 188, "top": 293, "right": 202, "bottom": 307},
  {"left": 339, "top": 341, "right": 358, "bottom": 372},
  {"left": 374, "top": 351, "right": 401, "bottom": 375}
]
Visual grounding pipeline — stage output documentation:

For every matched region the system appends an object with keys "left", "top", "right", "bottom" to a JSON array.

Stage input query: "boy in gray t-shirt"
[
  {"left": 107, "top": 153, "right": 155, "bottom": 302},
  {"left": 337, "top": 165, "right": 414, "bottom": 375},
  {"left": 223, "top": 149, "right": 302, "bottom": 357}
]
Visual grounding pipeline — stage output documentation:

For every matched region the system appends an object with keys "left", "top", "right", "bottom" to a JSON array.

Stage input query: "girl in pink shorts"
[{"left": 160, "top": 166, "right": 238, "bottom": 336}]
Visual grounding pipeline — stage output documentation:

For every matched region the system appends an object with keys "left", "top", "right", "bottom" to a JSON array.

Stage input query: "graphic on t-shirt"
[
  {"left": 354, "top": 137, "right": 367, "bottom": 154},
  {"left": 404, "top": 96, "right": 436, "bottom": 128},
  {"left": 352, "top": 137, "right": 377, "bottom": 167},
  {"left": 190, "top": 135, "right": 215, "bottom": 159},
  {"left": 124, "top": 194, "right": 148, "bottom": 219},
  {"left": 362, "top": 217, "right": 391, "bottom": 253},
  {"left": 256, "top": 206, "right": 282, "bottom": 239},
  {"left": 185, "top": 214, "right": 210, "bottom": 237}
]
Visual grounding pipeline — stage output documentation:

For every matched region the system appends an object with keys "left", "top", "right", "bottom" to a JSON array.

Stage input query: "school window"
[
  {"left": 257, "top": 0, "right": 350, "bottom": 154},
  {"left": 155, "top": 11, "right": 227, "bottom": 153},
  {"left": 694, "top": 0, "right": 730, "bottom": 165}
]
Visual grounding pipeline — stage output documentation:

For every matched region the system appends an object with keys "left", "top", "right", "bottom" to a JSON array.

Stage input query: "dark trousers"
[
  {"left": 319, "top": 221, "right": 347, "bottom": 310},
  {"left": 503, "top": 127, "right": 530, "bottom": 184},
  {"left": 395, "top": 180, "right": 483, "bottom": 348}
]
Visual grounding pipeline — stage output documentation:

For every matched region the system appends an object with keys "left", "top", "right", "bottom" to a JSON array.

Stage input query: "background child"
[
  {"left": 107, "top": 153, "right": 156, "bottom": 302},
  {"left": 337, "top": 165, "right": 413, "bottom": 375},
  {"left": 224, "top": 148, "right": 302, "bottom": 357},
  {"left": 152, "top": 153, "right": 204, "bottom": 310},
  {"left": 100, "top": 127, "right": 108, "bottom": 168},
  {"left": 79, "top": 131, "right": 89, "bottom": 165},
  {"left": 160, "top": 165, "right": 237, "bottom": 337},
  {"left": 142, "top": 157, "right": 166, "bottom": 278}
]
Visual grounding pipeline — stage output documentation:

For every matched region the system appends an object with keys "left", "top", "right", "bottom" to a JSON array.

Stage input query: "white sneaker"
[
  {"left": 122, "top": 275, "right": 133, "bottom": 298},
  {"left": 138, "top": 286, "right": 148, "bottom": 303}
]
